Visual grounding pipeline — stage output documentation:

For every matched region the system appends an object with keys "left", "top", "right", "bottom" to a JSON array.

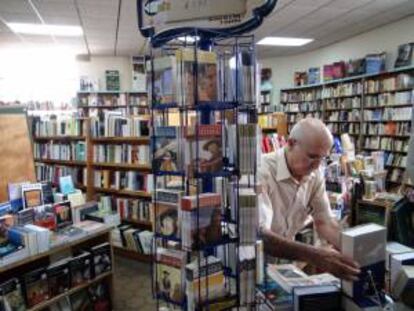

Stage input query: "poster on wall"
[
  {"left": 105, "top": 70, "right": 120, "bottom": 91},
  {"left": 132, "top": 56, "right": 146, "bottom": 92}
]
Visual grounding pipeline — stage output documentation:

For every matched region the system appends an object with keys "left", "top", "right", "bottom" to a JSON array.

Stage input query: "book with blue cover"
[
  {"left": 59, "top": 176, "right": 75, "bottom": 195},
  {"left": 8, "top": 182, "right": 30, "bottom": 213}
]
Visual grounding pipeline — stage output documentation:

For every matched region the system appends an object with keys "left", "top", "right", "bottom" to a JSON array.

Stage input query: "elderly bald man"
[{"left": 259, "top": 118, "right": 360, "bottom": 281}]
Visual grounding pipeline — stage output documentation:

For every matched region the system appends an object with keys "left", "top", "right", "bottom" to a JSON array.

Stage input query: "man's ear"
[{"left": 286, "top": 138, "right": 295, "bottom": 149}]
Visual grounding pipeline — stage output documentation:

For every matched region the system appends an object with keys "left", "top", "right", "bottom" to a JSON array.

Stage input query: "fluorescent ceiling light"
[
  {"left": 7, "top": 23, "right": 83, "bottom": 37},
  {"left": 177, "top": 36, "right": 200, "bottom": 43},
  {"left": 257, "top": 37, "right": 313, "bottom": 46}
]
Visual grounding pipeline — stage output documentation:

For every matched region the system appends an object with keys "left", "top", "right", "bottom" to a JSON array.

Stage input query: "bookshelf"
[
  {"left": 280, "top": 65, "right": 414, "bottom": 189},
  {"left": 77, "top": 91, "right": 148, "bottom": 117},
  {"left": 31, "top": 112, "right": 153, "bottom": 263},
  {"left": 0, "top": 227, "right": 113, "bottom": 310}
]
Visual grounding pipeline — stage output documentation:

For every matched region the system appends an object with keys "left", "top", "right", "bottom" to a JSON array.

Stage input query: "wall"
[
  {"left": 260, "top": 15, "right": 414, "bottom": 109},
  {"left": 76, "top": 56, "right": 133, "bottom": 91}
]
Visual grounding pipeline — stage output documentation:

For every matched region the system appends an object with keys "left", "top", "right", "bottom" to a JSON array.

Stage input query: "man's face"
[{"left": 288, "top": 139, "right": 330, "bottom": 178}]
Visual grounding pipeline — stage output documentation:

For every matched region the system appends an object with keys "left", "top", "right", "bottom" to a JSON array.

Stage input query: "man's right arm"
[{"left": 261, "top": 228, "right": 360, "bottom": 281}]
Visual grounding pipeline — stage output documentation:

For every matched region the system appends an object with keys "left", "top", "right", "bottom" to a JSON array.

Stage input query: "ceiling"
[{"left": 0, "top": 0, "right": 414, "bottom": 59}]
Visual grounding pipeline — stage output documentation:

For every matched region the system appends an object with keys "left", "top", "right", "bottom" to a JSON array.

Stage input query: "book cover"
[
  {"left": 341, "top": 223, "right": 386, "bottom": 299},
  {"left": 155, "top": 247, "right": 186, "bottom": 304},
  {"left": 21, "top": 184, "right": 43, "bottom": 210},
  {"left": 0, "top": 202, "right": 12, "bottom": 217},
  {"left": 69, "top": 252, "right": 92, "bottom": 287},
  {"left": 293, "top": 285, "right": 341, "bottom": 311},
  {"left": 75, "top": 201, "right": 99, "bottom": 223},
  {"left": 152, "top": 126, "right": 181, "bottom": 173},
  {"left": 307, "top": 67, "right": 320, "bottom": 85},
  {"left": 154, "top": 201, "right": 179, "bottom": 238},
  {"left": 70, "top": 288, "right": 93, "bottom": 311},
  {"left": 47, "top": 259, "right": 70, "bottom": 297},
  {"left": 0, "top": 278, "right": 26, "bottom": 311},
  {"left": 59, "top": 176, "right": 75, "bottom": 195},
  {"left": 395, "top": 42, "right": 414, "bottom": 68},
  {"left": 90, "top": 242, "right": 112, "bottom": 277},
  {"left": 176, "top": 48, "right": 217, "bottom": 106},
  {"left": 33, "top": 204, "right": 56, "bottom": 230},
  {"left": 88, "top": 282, "right": 111, "bottom": 311},
  {"left": 181, "top": 193, "right": 222, "bottom": 249},
  {"left": 365, "top": 53, "right": 386, "bottom": 74},
  {"left": 23, "top": 268, "right": 49, "bottom": 307},
  {"left": 53, "top": 201, "right": 73, "bottom": 231},
  {"left": 17, "top": 208, "right": 35, "bottom": 226},
  {"left": 185, "top": 124, "right": 223, "bottom": 176},
  {"left": 40, "top": 181, "right": 54, "bottom": 205},
  {"left": 8, "top": 182, "right": 30, "bottom": 213},
  {"left": 150, "top": 56, "right": 176, "bottom": 105}
]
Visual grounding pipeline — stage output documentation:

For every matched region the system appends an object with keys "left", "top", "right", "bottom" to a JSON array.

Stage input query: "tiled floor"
[{"left": 113, "top": 255, "right": 157, "bottom": 311}]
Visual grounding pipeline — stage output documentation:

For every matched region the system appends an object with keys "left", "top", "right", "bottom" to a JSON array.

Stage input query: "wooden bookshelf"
[
  {"left": 94, "top": 187, "right": 151, "bottom": 199},
  {"left": 122, "top": 218, "right": 152, "bottom": 229},
  {"left": 28, "top": 271, "right": 112, "bottom": 311},
  {"left": 33, "top": 136, "right": 86, "bottom": 141},
  {"left": 34, "top": 158, "right": 86, "bottom": 166},
  {"left": 91, "top": 136, "right": 150, "bottom": 144},
  {"left": 92, "top": 162, "right": 151, "bottom": 171},
  {"left": 113, "top": 246, "right": 152, "bottom": 263}
]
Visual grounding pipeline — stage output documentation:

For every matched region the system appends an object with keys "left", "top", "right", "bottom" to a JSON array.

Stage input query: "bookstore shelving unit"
[
  {"left": 0, "top": 227, "right": 113, "bottom": 311},
  {"left": 32, "top": 114, "right": 153, "bottom": 262},
  {"left": 86, "top": 109, "right": 153, "bottom": 262},
  {"left": 32, "top": 117, "right": 89, "bottom": 192},
  {"left": 280, "top": 84, "right": 323, "bottom": 133},
  {"left": 280, "top": 65, "right": 414, "bottom": 189},
  {"left": 77, "top": 91, "right": 148, "bottom": 117}
]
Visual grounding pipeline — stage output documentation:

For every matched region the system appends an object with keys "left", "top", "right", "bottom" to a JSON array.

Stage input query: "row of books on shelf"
[
  {"left": 324, "top": 97, "right": 361, "bottom": 110},
  {"left": 149, "top": 48, "right": 255, "bottom": 107},
  {"left": 257, "top": 113, "right": 286, "bottom": 129},
  {"left": 294, "top": 43, "right": 413, "bottom": 87},
  {"left": 286, "top": 112, "right": 322, "bottom": 123},
  {"left": 78, "top": 92, "right": 147, "bottom": 107},
  {"left": 281, "top": 89, "right": 321, "bottom": 103},
  {"left": 283, "top": 102, "right": 319, "bottom": 113},
  {"left": 93, "top": 144, "right": 150, "bottom": 166},
  {"left": 152, "top": 124, "right": 258, "bottom": 176},
  {"left": 326, "top": 123, "right": 360, "bottom": 136},
  {"left": 35, "top": 165, "right": 86, "bottom": 188},
  {"left": 385, "top": 153, "right": 407, "bottom": 168},
  {"left": 363, "top": 107, "right": 412, "bottom": 121},
  {"left": 362, "top": 121, "right": 411, "bottom": 136},
  {"left": 364, "top": 90, "right": 412, "bottom": 108},
  {"left": 111, "top": 224, "right": 153, "bottom": 255},
  {"left": 32, "top": 118, "right": 84, "bottom": 137},
  {"left": 90, "top": 112, "right": 149, "bottom": 137},
  {"left": 115, "top": 197, "right": 151, "bottom": 223},
  {"left": 325, "top": 110, "right": 360, "bottom": 122},
  {"left": 261, "top": 134, "right": 286, "bottom": 154},
  {"left": 364, "top": 137, "right": 409, "bottom": 152},
  {"left": 34, "top": 142, "right": 86, "bottom": 162},
  {"left": 0, "top": 242, "right": 111, "bottom": 309},
  {"left": 364, "top": 73, "right": 414, "bottom": 93},
  {"left": 321, "top": 81, "right": 362, "bottom": 98},
  {"left": 94, "top": 170, "right": 153, "bottom": 193}
]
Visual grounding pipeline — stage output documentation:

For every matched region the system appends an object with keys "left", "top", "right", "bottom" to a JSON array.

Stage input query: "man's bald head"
[
  {"left": 285, "top": 118, "right": 333, "bottom": 180},
  {"left": 289, "top": 118, "right": 333, "bottom": 150}
]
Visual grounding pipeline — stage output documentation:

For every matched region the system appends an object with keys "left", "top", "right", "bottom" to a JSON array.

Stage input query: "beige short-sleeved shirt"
[{"left": 258, "top": 148, "right": 333, "bottom": 240}]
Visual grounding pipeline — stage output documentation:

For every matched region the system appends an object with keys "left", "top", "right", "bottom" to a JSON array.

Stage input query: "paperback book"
[
  {"left": 181, "top": 193, "right": 222, "bottom": 250},
  {"left": 47, "top": 259, "right": 70, "bottom": 297},
  {"left": 0, "top": 278, "right": 26, "bottom": 311},
  {"left": 69, "top": 252, "right": 92, "bottom": 287},
  {"left": 152, "top": 126, "right": 182, "bottom": 173},
  {"left": 23, "top": 268, "right": 49, "bottom": 308},
  {"left": 185, "top": 124, "right": 224, "bottom": 176},
  {"left": 155, "top": 247, "right": 186, "bottom": 304},
  {"left": 90, "top": 242, "right": 112, "bottom": 277}
]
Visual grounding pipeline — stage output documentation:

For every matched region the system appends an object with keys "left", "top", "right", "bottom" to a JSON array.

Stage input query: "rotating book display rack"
[{"left": 148, "top": 33, "right": 260, "bottom": 311}]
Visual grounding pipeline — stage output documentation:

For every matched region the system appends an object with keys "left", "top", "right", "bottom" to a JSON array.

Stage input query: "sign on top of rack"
[{"left": 137, "top": 0, "right": 278, "bottom": 47}]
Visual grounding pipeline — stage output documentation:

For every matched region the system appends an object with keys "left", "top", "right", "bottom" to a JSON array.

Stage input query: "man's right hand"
[{"left": 310, "top": 248, "right": 360, "bottom": 281}]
